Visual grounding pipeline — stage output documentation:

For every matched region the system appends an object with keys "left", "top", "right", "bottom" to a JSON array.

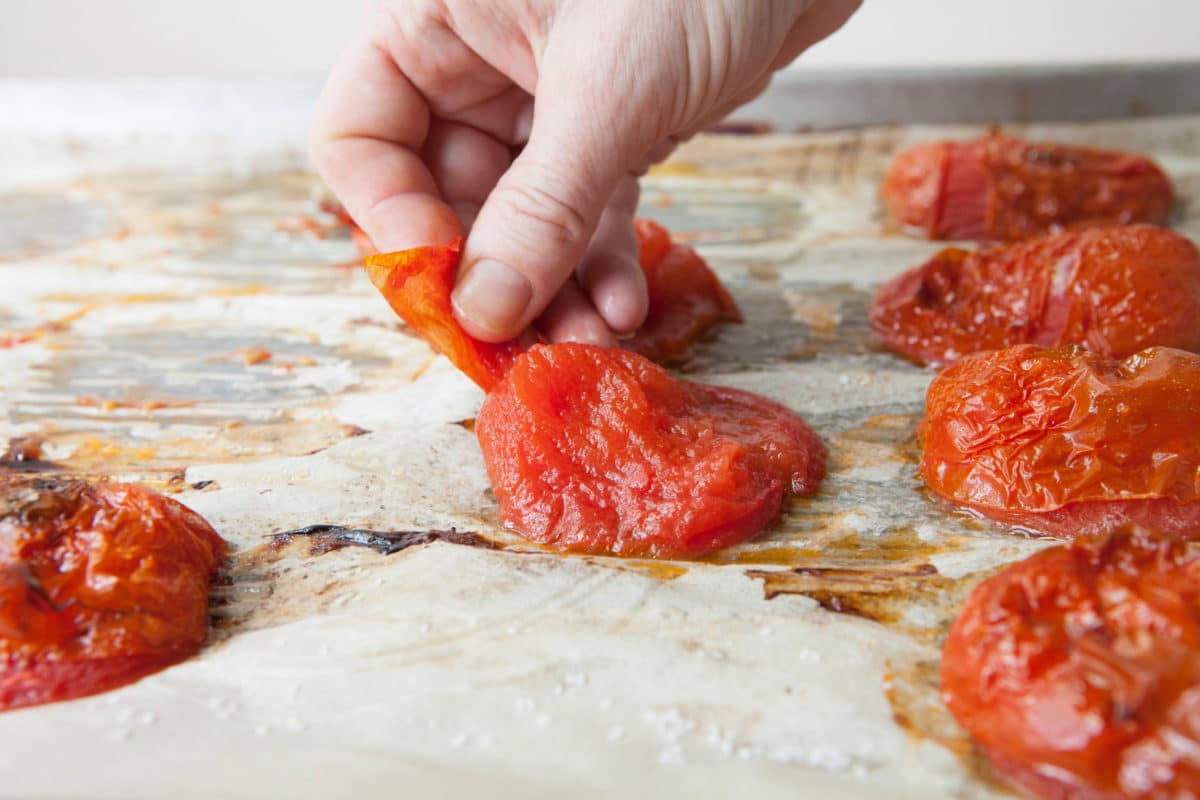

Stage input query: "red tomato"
[
  {"left": 1, "top": 480, "right": 227, "bottom": 711},
  {"left": 883, "top": 133, "right": 1174, "bottom": 242},
  {"left": 365, "top": 240, "right": 524, "bottom": 392},
  {"left": 920, "top": 345, "right": 1200, "bottom": 537},
  {"left": 630, "top": 218, "right": 741, "bottom": 364},
  {"left": 871, "top": 225, "right": 1200, "bottom": 366},
  {"left": 942, "top": 526, "right": 1200, "bottom": 799},
  {"left": 476, "top": 343, "right": 826, "bottom": 558}
]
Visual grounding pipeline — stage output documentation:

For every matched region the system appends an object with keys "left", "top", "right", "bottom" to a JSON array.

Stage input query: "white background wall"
[{"left": 1, "top": 0, "right": 1198, "bottom": 77}]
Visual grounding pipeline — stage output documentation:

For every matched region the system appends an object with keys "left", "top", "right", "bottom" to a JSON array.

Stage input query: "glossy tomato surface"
[
  {"left": 476, "top": 343, "right": 826, "bottom": 558},
  {"left": 943, "top": 527, "right": 1200, "bottom": 799},
  {"left": 921, "top": 345, "right": 1200, "bottom": 537},
  {"left": 0, "top": 480, "right": 227, "bottom": 711},
  {"left": 883, "top": 133, "right": 1174, "bottom": 242},
  {"left": 629, "top": 218, "right": 741, "bottom": 363},
  {"left": 366, "top": 240, "right": 524, "bottom": 392},
  {"left": 871, "top": 225, "right": 1200, "bottom": 366}
]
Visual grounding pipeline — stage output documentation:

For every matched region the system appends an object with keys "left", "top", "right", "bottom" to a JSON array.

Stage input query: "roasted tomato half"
[
  {"left": 943, "top": 526, "right": 1200, "bottom": 799},
  {"left": 871, "top": 225, "right": 1200, "bottom": 366},
  {"left": 883, "top": 133, "right": 1173, "bottom": 242},
  {"left": 629, "top": 218, "right": 741, "bottom": 363},
  {"left": 920, "top": 345, "right": 1200, "bottom": 537},
  {"left": 1, "top": 480, "right": 227, "bottom": 711},
  {"left": 476, "top": 343, "right": 825, "bottom": 558}
]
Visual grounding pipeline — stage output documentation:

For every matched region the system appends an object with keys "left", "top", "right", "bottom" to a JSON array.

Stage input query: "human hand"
[{"left": 313, "top": 0, "right": 860, "bottom": 345}]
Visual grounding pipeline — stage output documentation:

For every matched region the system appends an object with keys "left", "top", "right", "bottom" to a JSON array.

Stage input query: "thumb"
[{"left": 452, "top": 81, "right": 642, "bottom": 342}]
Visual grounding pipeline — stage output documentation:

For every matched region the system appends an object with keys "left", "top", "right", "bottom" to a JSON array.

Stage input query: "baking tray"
[{"left": 3, "top": 80, "right": 1200, "bottom": 799}]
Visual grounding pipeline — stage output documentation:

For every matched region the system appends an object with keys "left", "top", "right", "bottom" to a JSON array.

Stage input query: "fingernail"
[{"left": 452, "top": 259, "right": 533, "bottom": 336}]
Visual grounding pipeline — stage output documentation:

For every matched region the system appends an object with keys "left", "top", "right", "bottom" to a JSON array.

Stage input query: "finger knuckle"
[{"left": 493, "top": 177, "right": 590, "bottom": 252}]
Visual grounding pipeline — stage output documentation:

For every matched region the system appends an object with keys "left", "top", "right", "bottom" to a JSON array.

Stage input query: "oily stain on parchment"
[{"left": 1, "top": 164, "right": 1028, "bottom": 794}]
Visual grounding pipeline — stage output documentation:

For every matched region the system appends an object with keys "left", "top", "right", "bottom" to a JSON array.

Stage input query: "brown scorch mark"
[{"left": 268, "top": 524, "right": 498, "bottom": 557}]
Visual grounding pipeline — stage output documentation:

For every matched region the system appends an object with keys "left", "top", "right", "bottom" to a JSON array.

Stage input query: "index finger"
[{"left": 310, "top": 30, "right": 463, "bottom": 253}]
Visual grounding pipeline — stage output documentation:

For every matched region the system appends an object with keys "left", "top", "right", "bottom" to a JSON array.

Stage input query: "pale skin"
[{"left": 312, "top": 0, "right": 861, "bottom": 346}]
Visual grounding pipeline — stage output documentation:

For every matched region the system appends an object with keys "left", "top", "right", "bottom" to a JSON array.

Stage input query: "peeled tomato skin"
[
  {"left": 365, "top": 240, "right": 523, "bottom": 392},
  {"left": 363, "top": 220, "right": 740, "bottom": 388},
  {"left": 882, "top": 133, "right": 1174, "bottom": 242},
  {"left": 870, "top": 224, "right": 1200, "bottom": 367},
  {"left": 476, "top": 343, "right": 826, "bottom": 558},
  {"left": 919, "top": 345, "right": 1200, "bottom": 537},
  {"left": 942, "top": 527, "right": 1200, "bottom": 800}
]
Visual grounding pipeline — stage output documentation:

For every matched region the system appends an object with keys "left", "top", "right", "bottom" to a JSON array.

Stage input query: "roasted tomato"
[
  {"left": 883, "top": 133, "right": 1174, "bottom": 242},
  {"left": 365, "top": 240, "right": 524, "bottom": 392},
  {"left": 0, "top": 480, "right": 227, "bottom": 711},
  {"left": 476, "top": 343, "right": 826, "bottom": 558},
  {"left": 629, "top": 218, "right": 741, "bottom": 363},
  {"left": 871, "top": 225, "right": 1200, "bottom": 366},
  {"left": 942, "top": 526, "right": 1200, "bottom": 799},
  {"left": 920, "top": 345, "right": 1200, "bottom": 537}
]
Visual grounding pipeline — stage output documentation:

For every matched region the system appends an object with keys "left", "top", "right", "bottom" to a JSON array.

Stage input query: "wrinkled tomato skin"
[
  {"left": 630, "top": 219, "right": 742, "bottom": 363},
  {"left": 476, "top": 343, "right": 826, "bottom": 558},
  {"left": 871, "top": 225, "right": 1200, "bottom": 366},
  {"left": 942, "top": 527, "right": 1200, "bottom": 799},
  {"left": 365, "top": 240, "right": 524, "bottom": 392},
  {"left": 0, "top": 481, "right": 227, "bottom": 711},
  {"left": 920, "top": 345, "right": 1200, "bottom": 537},
  {"left": 883, "top": 134, "right": 1174, "bottom": 242}
]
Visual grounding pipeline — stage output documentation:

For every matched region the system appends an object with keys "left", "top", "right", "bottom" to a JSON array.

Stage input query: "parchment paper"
[{"left": 3, "top": 89, "right": 1200, "bottom": 799}]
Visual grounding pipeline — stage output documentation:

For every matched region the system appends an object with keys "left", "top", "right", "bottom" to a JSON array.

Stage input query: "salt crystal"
[{"left": 658, "top": 745, "right": 686, "bottom": 766}]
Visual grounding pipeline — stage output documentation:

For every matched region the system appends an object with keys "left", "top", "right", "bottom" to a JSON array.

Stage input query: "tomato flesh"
[
  {"left": 920, "top": 345, "right": 1200, "bottom": 537},
  {"left": 883, "top": 134, "right": 1174, "bottom": 242},
  {"left": 942, "top": 526, "right": 1200, "bottom": 799},
  {"left": 0, "top": 480, "right": 227, "bottom": 711},
  {"left": 476, "top": 343, "right": 826, "bottom": 558},
  {"left": 871, "top": 225, "right": 1200, "bottom": 366}
]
